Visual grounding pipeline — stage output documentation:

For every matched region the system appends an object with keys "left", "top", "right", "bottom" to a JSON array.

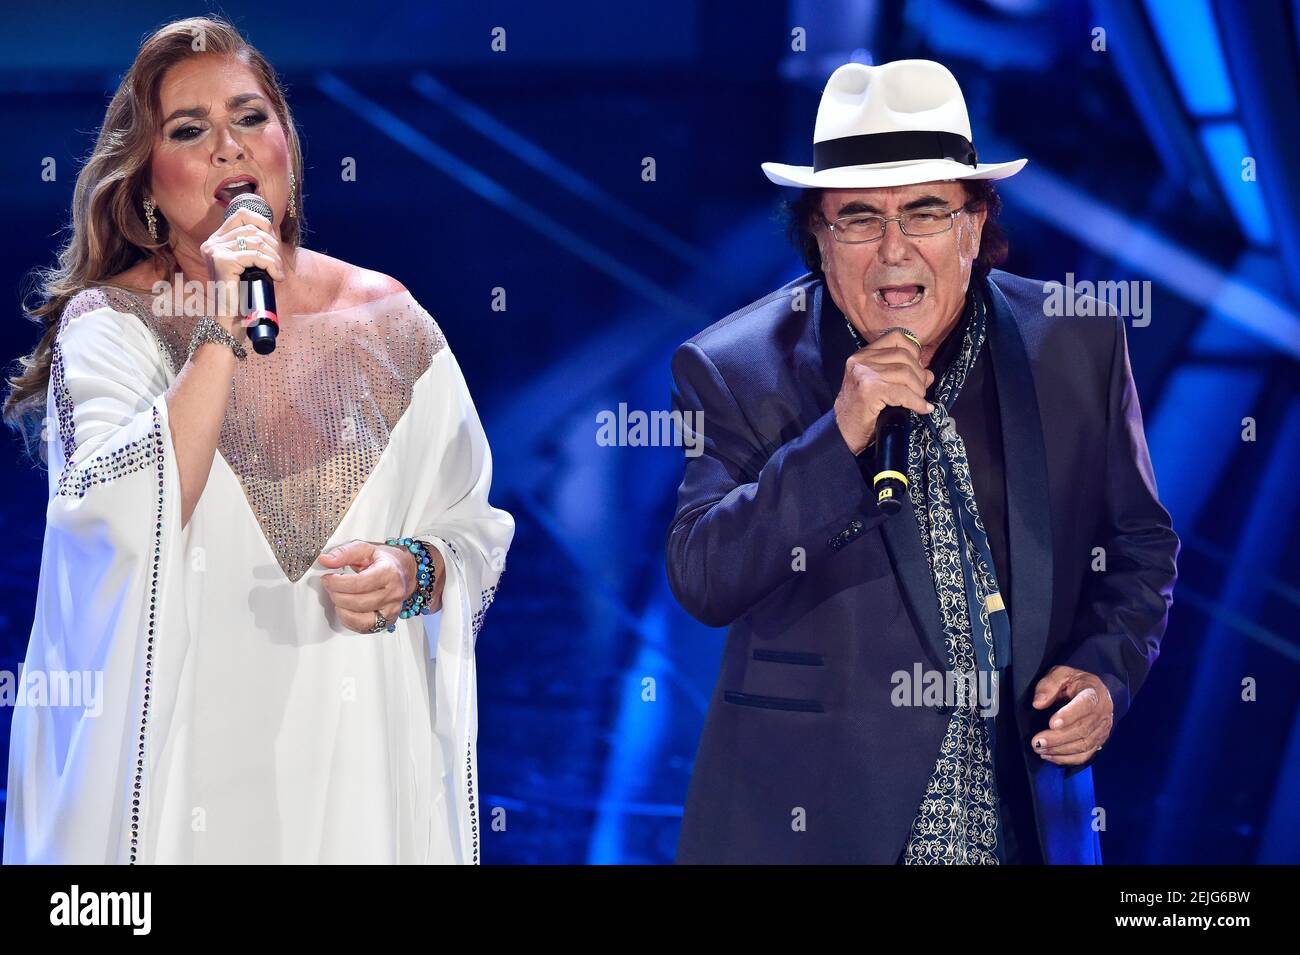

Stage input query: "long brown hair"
[{"left": 2, "top": 15, "right": 305, "bottom": 461}]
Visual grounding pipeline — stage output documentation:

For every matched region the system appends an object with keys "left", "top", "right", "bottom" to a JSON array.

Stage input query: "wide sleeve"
[
  {"left": 45, "top": 298, "right": 178, "bottom": 534},
  {"left": 405, "top": 344, "right": 514, "bottom": 651},
  {"left": 664, "top": 339, "right": 882, "bottom": 628},
  {"left": 4, "top": 294, "right": 192, "bottom": 864},
  {"left": 393, "top": 336, "right": 513, "bottom": 865},
  {"left": 1062, "top": 316, "right": 1180, "bottom": 725}
]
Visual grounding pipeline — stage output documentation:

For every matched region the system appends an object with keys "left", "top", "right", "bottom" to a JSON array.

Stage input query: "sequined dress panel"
[{"left": 117, "top": 286, "right": 445, "bottom": 581}]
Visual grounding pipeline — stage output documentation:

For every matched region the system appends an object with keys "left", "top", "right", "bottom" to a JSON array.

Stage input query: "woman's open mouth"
[
  {"left": 213, "top": 176, "right": 259, "bottom": 206},
  {"left": 874, "top": 284, "right": 926, "bottom": 309}
]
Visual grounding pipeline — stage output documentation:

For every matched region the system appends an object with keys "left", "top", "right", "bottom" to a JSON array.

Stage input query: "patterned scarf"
[{"left": 848, "top": 282, "right": 1011, "bottom": 864}]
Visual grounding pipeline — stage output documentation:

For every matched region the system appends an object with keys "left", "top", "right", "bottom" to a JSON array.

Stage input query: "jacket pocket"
[
  {"left": 723, "top": 690, "right": 824, "bottom": 713},
  {"left": 752, "top": 648, "right": 825, "bottom": 667}
]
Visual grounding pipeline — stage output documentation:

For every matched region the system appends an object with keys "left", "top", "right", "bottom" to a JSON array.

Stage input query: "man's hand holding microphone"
[
  {"left": 832, "top": 327, "right": 934, "bottom": 514},
  {"left": 833, "top": 327, "right": 934, "bottom": 454}
]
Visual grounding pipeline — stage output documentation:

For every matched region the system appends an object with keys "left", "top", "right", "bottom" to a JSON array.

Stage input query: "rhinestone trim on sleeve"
[
  {"left": 129, "top": 408, "right": 166, "bottom": 864},
  {"left": 471, "top": 584, "right": 499, "bottom": 641},
  {"left": 467, "top": 743, "right": 479, "bottom": 865}
]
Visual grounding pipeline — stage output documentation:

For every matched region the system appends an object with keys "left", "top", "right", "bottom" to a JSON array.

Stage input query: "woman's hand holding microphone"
[{"left": 199, "top": 206, "right": 285, "bottom": 336}]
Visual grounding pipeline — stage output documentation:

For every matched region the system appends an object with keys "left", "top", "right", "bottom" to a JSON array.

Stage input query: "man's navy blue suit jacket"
[{"left": 665, "top": 268, "right": 1179, "bottom": 864}]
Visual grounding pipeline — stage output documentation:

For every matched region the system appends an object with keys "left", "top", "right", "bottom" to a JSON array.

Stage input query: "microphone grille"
[{"left": 223, "top": 192, "right": 274, "bottom": 225}]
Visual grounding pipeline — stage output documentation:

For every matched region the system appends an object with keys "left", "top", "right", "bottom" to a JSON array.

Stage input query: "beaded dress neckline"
[{"left": 59, "top": 285, "right": 446, "bottom": 581}]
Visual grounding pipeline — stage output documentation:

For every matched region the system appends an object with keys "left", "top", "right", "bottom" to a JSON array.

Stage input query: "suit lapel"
[
  {"left": 880, "top": 502, "right": 951, "bottom": 673},
  {"left": 985, "top": 279, "right": 1054, "bottom": 702}
]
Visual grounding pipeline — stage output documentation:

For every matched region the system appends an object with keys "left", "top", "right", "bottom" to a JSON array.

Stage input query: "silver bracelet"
[{"left": 188, "top": 316, "right": 248, "bottom": 361}]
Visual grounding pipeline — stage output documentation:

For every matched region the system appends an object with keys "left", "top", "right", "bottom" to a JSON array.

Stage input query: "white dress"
[{"left": 3, "top": 284, "right": 514, "bottom": 864}]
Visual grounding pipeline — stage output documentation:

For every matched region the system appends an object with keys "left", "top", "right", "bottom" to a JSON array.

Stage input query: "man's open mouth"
[
  {"left": 214, "top": 176, "right": 259, "bottom": 204},
  {"left": 875, "top": 284, "right": 926, "bottom": 309}
]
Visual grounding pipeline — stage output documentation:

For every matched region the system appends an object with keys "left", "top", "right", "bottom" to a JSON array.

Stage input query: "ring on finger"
[
  {"left": 875, "top": 325, "right": 923, "bottom": 353},
  {"left": 237, "top": 236, "right": 247, "bottom": 251}
]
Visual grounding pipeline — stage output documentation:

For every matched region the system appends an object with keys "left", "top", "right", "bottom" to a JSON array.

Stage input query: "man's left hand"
[{"left": 1029, "top": 665, "right": 1114, "bottom": 765}]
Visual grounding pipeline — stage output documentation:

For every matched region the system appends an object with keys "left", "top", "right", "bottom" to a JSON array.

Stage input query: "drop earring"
[
  {"left": 288, "top": 171, "right": 297, "bottom": 219},
  {"left": 143, "top": 196, "right": 158, "bottom": 240}
]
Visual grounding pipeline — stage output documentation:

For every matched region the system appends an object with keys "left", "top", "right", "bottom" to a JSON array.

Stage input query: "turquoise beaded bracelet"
[{"left": 384, "top": 537, "right": 438, "bottom": 633}]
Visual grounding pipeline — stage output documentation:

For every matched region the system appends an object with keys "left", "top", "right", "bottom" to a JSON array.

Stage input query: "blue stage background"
[{"left": 0, "top": 0, "right": 1296, "bottom": 864}]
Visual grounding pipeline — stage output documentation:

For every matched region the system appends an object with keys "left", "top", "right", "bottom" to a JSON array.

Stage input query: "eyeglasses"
[{"left": 823, "top": 207, "right": 966, "bottom": 244}]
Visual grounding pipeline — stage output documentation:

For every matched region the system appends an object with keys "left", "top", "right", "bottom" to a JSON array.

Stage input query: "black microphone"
[
  {"left": 223, "top": 192, "right": 278, "bottom": 355},
  {"left": 847, "top": 321, "right": 921, "bottom": 515},
  {"left": 872, "top": 406, "right": 911, "bottom": 514}
]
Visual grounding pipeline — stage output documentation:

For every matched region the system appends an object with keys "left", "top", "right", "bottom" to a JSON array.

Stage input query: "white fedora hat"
[{"left": 762, "top": 59, "right": 1027, "bottom": 189}]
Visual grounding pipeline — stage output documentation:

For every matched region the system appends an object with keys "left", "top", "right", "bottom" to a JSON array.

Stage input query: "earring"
[
  {"left": 288, "top": 171, "right": 297, "bottom": 219},
  {"left": 143, "top": 196, "right": 158, "bottom": 240}
]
